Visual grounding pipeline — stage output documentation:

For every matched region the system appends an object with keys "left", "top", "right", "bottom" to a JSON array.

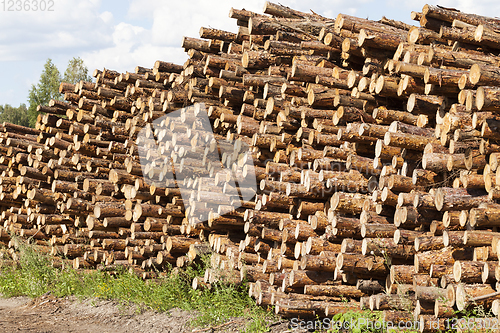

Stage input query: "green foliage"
[
  {"left": 445, "top": 305, "right": 498, "bottom": 333},
  {"left": 26, "top": 57, "right": 93, "bottom": 128},
  {"left": 63, "top": 56, "right": 93, "bottom": 84},
  {"left": 0, "top": 241, "right": 274, "bottom": 332},
  {"left": 330, "top": 310, "right": 385, "bottom": 333},
  {"left": 0, "top": 104, "right": 30, "bottom": 127},
  {"left": 27, "top": 58, "right": 62, "bottom": 127}
]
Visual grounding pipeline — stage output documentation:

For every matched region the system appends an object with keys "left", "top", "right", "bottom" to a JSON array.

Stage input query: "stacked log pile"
[{"left": 2, "top": 2, "right": 500, "bottom": 330}]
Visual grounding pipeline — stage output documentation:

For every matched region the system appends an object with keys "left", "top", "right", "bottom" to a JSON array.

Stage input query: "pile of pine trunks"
[{"left": 1, "top": 2, "right": 500, "bottom": 330}]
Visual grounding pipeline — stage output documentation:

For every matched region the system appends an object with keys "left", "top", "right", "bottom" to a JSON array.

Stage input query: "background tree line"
[{"left": 0, "top": 57, "right": 93, "bottom": 128}]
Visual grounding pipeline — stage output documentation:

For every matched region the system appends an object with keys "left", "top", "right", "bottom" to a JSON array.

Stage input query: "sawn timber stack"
[{"left": 2, "top": 2, "right": 500, "bottom": 330}]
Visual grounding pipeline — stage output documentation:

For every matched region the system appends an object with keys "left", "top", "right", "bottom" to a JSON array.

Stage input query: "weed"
[
  {"left": 0, "top": 240, "right": 274, "bottom": 332},
  {"left": 447, "top": 304, "right": 498, "bottom": 333},
  {"left": 329, "top": 309, "right": 384, "bottom": 333}
]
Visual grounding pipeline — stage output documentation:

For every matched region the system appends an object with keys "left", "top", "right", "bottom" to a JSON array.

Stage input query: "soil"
[{"left": 0, "top": 294, "right": 294, "bottom": 333}]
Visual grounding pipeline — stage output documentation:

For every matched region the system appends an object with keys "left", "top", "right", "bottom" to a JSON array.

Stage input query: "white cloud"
[
  {"left": 0, "top": 0, "right": 112, "bottom": 61},
  {"left": 137, "top": 0, "right": 267, "bottom": 47},
  {"left": 113, "top": 23, "right": 148, "bottom": 47},
  {"left": 100, "top": 11, "right": 114, "bottom": 24},
  {"left": 82, "top": 0, "right": 269, "bottom": 72}
]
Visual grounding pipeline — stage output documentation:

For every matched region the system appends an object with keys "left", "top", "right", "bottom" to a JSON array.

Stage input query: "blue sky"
[{"left": 0, "top": 0, "right": 498, "bottom": 107}]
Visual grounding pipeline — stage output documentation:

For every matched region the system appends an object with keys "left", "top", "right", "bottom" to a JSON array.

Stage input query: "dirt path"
[
  {"left": 0, "top": 295, "right": 291, "bottom": 333},
  {"left": 0, "top": 295, "right": 195, "bottom": 333}
]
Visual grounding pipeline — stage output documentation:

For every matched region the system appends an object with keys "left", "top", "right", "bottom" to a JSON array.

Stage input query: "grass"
[
  {"left": 12, "top": 239, "right": 497, "bottom": 333},
  {"left": 330, "top": 309, "right": 385, "bottom": 333},
  {"left": 0, "top": 240, "right": 274, "bottom": 332},
  {"left": 447, "top": 305, "right": 498, "bottom": 333}
]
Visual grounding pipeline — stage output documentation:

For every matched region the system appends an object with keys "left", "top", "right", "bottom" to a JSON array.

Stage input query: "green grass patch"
[
  {"left": 329, "top": 309, "right": 386, "bottom": 333},
  {"left": 0, "top": 240, "right": 274, "bottom": 332}
]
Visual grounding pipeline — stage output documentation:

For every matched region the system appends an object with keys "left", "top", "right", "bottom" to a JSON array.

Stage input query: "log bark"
[{"left": 414, "top": 247, "right": 473, "bottom": 273}]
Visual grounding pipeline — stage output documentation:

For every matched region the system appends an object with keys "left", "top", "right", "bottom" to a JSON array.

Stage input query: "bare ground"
[{"left": 0, "top": 295, "right": 293, "bottom": 333}]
